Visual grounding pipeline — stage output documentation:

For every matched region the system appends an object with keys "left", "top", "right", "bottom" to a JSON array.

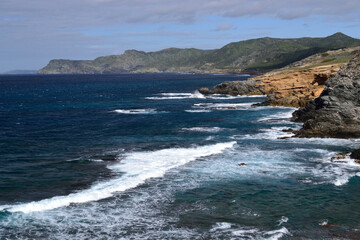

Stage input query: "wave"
[
  {"left": 184, "top": 109, "right": 212, "bottom": 113},
  {"left": 114, "top": 109, "right": 158, "bottom": 114},
  {"left": 146, "top": 91, "right": 266, "bottom": 100},
  {"left": 0, "top": 141, "right": 236, "bottom": 213},
  {"left": 193, "top": 102, "right": 258, "bottom": 111},
  {"left": 181, "top": 127, "right": 225, "bottom": 133},
  {"left": 210, "top": 221, "right": 290, "bottom": 239},
  {"left": 231, "top": 126, "right": 296, "bottom": 140},
  {"left": 257, "top": 108, "right": 298, "bottom": 123},
  {"left": 145, "top": 91, "right": 205, "bottom": 100},
  {"left": 310, "top": 152, "right": 360, "bottom": 186}
]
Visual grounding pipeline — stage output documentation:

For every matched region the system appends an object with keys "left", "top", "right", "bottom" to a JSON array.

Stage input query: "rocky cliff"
[
  {"left": 39, "top": 33, "right": 360, "bottom": 74},
  {"left": 199, "top": 47, "right": 359, "bottom": 107},
  {"left": 293, "top": 52, "right": 360, "bottom": 138}
]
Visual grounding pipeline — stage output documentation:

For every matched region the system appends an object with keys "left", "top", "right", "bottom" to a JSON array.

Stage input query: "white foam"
[
  {"left": 1, "top": 142, "right": 236, "bottom": 213},
  {"left": 193, "top": 102, "right": 258, "bottom": 110},
  {"left": 184, "top": 109, "right": 211, "bottom": 113},
  {"left": 310, "top": 152, "right": 360, "bottom": 186},
  {"left": 210, "top": 222, "right": 232, "bottom": 232},
  {"left": 88, "top": 159, "right": 104, "bottom": 162},
  {"left": 146, "top": 91, "right": 205, "bottom": 100},
  {"left": 264, "top": 227, "right": 290, "bottom": 240},
  {"left": 258, "top": 108, "right": 297, "bottom": 123},
  {"left": 181, "top": 127, "right": 224, "bottom": 133},
  {"left": 114, "top": 109, "right": 158, "bottom": 114},
  {"left": 210, "top": 223, "right": 290, "bottom": 240},
  {"left": 231, "top": 228, "right": 259, "bottom": 236},
  {"left": 146, "top": 92, "right": 265, "bottom": 100},
  {"left": 232, "top": 126, "right": 295, "bottom": 140},
  {"left": 289, "top": 137, "right": 360, "bottom": 148},
  {"left": 319, "top": 219, "right": 328, "bottom": 226},
  {"left": 277, "top": 216, "right": 289, "bottom": 226},
  {"left": 160, "top": 93, "right": 192, "bottom": 96}
]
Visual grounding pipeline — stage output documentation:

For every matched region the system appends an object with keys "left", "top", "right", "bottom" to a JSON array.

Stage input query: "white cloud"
[
  {"left": 0, "top": 0, "right": 359, "bottom": 71},
  {"left": 1, "top": 0, "right": 359, "bottom": 28}
]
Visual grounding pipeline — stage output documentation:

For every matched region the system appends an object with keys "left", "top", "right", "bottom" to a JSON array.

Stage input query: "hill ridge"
[{"left": 39, "top": 33, "right": 360, "bottom": 74}]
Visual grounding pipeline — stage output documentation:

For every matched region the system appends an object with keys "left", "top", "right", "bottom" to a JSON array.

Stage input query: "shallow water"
[{"left": 0, "top": 74, "right": 359, "bottom": 239}]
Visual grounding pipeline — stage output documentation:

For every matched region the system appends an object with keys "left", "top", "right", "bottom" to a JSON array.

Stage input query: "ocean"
[{"left": 0, "top": 73, "right": 359, "bottom": 239}]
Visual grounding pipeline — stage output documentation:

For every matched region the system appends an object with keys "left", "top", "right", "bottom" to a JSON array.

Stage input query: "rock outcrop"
[
  {"left": 198, "top": 79, "right": 265, "bottom": 96},
  {"left": 350, "top": 149, "right": 360, "bottom": 160},
  {"left": 293, "top": 52, "right": 360, "bottom": 138},
  {"left": 199, "top": 64, "right": 342, "bottom": 108},
  {"left": 199, "top": 47, "right": 359, "bottom": 108},
  {"left": 252, "top": 65, "right": 339, "bottom": 107}
]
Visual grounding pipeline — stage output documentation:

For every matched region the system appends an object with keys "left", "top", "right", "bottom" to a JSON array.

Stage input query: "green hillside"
[{"left": 38, "top": 33, "right": 360, "bottom": 74}]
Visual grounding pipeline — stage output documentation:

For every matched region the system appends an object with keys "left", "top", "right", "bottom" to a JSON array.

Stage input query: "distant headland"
[{"left": 38, "top": 32, "right": 360, "bottom": 75}]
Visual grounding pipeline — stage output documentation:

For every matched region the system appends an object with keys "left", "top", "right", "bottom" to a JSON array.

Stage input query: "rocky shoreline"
[
  {"left": 199, "top": 49, "right": 360, "bottom": 161},
  {"left": 293, "top": 52, "right": 360, "bottom": 138},
  {"left": 199, "top": 47, "right": 360, "bottom": 108}
]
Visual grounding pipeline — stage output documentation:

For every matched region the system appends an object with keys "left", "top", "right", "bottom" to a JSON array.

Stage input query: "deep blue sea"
[{"left": 0, "top": 73, "right": 360, "bottom": 239}]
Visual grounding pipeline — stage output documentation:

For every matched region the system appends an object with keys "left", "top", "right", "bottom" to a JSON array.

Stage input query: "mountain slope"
[{"left": 39, "top": 33, "right": 360, "bottom": 74}]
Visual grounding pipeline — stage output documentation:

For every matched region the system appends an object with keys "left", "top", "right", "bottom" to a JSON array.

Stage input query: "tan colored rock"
[{"left": 250, "top": 65, "right": 341, "bottom": 107}]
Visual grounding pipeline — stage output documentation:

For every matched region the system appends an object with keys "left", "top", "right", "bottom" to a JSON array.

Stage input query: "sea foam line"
[
  {"left": 0, "top": 141, "right": 236, "bottom": 213},
  {"left": 193, "top": 102, "right": 259, "bottom": 110},
  {"left": 145, "top": 91, "right": 205, "bottom": 100},
  {"left": 114, "top": 109, "right": 158, "bottom": 114},
  {"left": 146, "top": 91, "right": 266, "bottom": 100}
]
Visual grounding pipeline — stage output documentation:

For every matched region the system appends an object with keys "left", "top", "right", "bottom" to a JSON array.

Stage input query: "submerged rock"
[{"left": 293, "top": 52, "right": 360, "bottom": 138}]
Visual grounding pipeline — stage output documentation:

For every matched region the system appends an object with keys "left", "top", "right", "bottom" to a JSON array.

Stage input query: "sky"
[{"left": 1, "top": 0, "right": 360, "bottom": 72}]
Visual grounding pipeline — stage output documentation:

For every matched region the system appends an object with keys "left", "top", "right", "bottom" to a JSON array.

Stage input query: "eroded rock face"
[
  {"left": 199, "top": 65, "right": 339, "bottom": 107},
  {"left": 253, "top": 66, "right": 338, "bottom": 107},
  {"left": 199, "top": 47, "right": 359, "bottom": 108},
  {"left": 293, "top": 52, "right": 360, "bottom": 138}
]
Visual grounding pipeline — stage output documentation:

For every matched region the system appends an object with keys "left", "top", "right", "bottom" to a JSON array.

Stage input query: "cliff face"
[
  {"left": 252, "top": 65, "right": 340, "bottom": 107},
  {"left": 199, "top": 47, "right": 359, "bottom": 107},
  {"left": 293, "top": 52, "right": 360, "bottom": 138},
  {"left": 39, "top": 33, "right": 360, "bottom": 74}
]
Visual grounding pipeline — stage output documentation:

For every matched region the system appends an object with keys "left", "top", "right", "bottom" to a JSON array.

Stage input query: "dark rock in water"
[
  {"left": 350, "top": 149, "right": 360, "bottom": 160},
  {"left": 198, "top": 79, "right": 264, "bottom": 96},
  {"left": 282, "top": 128, "right": 297, "bottom": 134},
  {"left": 331, "top": 152, "right": 350, "bottom": 162},
  {"left": 238, "top": 162, "right": 247, "bottom": 166},
  {"left": 100, "top": 155, "right": 118, "bottom": 161},
  {"left": 278, "top": 136, "right": 290, "bottom": 139},
  {"left": 293, "top": 52, "right": 360, "bottom": 138}
]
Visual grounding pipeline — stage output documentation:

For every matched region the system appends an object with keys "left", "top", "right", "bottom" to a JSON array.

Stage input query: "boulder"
[{"left": 350, "top": 149, "right": 360, "bottom": 160}]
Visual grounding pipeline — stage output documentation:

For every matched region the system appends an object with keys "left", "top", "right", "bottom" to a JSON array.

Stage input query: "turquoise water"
[{"left": 0, "top": 74, "right": 360, "bottom": 239}]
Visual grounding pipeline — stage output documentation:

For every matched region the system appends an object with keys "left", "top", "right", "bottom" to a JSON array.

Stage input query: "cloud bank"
[{"left": 0, "top": 0, "right": 359, "bottom": 71}]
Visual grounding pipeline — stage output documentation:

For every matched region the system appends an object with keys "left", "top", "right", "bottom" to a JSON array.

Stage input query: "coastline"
[{"left": 199, "top": 49, "right": 360, "bottom": 161}]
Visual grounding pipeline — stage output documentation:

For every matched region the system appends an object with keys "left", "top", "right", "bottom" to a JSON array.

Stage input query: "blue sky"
[{"left": 1, "top": 0, "right": 360, "bottom": 72}]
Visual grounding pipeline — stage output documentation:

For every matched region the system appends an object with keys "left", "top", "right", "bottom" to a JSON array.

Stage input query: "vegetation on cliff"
[{"left": 39, "top": 33, "right": 360, "bottom": 74}]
